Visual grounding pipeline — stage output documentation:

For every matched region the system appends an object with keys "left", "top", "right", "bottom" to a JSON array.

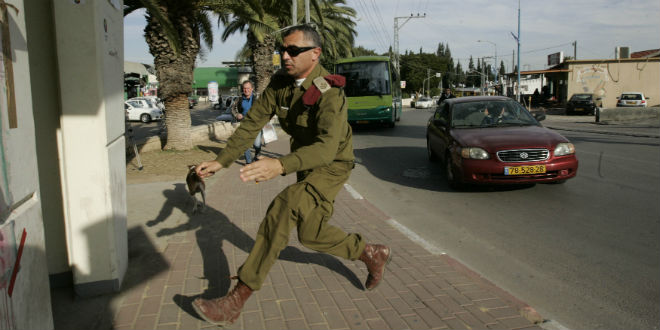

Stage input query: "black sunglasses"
[{"left": 278, "top": 45, "right": 317, "bottom": 57}]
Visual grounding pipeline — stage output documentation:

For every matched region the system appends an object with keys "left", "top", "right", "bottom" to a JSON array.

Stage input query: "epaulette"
[{"left": 302, "top": 74, "right": 346, "bottom": 107}]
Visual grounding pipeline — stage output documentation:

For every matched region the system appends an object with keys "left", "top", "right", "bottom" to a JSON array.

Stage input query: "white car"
[
  {"left": 125, "top": 99, "right": 163, "bottom": 123},
  {"left": 415, "top": 97, "right": 434, "bottom": 109},
  {"left": 130, "top": 96, "right": 165, "bottom": 111},
  {"left": 616, "top": 92, "right": 649, "bottom": 107}
]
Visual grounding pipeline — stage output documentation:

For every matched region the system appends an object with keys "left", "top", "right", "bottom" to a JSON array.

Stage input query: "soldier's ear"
[{"left": 311, "top": 47, "right": 322, "bottom": 61}]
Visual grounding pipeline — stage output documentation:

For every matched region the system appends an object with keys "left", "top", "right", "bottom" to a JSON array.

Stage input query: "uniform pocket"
[
  {"left": 295, "top": 110, "right": 309, "bottom": 127},
  {"left": 276, "top": 106, "right": 289, "bottom": 119}
]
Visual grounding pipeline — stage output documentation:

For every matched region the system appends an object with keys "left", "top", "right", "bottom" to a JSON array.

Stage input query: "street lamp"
[{"left": 477, "top": 40, "right": 497, "bottom": 86}]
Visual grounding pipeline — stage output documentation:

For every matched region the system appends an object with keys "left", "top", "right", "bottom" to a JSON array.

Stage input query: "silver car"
[{"left": 616, "top": 92, "right": 649, "bottom": 107}]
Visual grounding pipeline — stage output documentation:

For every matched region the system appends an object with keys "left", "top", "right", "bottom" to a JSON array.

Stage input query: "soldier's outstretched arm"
[{"left": 196, "top": 160, "right": 223, "bottom": 178}]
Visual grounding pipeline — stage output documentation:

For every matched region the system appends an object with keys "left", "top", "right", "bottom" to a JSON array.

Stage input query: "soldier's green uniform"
[{"left": 215, "top": 63, "right": 365, "bottom": 290}]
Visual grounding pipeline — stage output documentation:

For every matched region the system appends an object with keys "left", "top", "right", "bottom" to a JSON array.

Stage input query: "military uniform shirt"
[{"left": 215, "top": 64, "right": 354, "bottom": 176}]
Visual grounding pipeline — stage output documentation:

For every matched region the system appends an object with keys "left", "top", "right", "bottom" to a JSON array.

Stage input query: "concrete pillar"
[{"left": 52, "top": 0, "right": 127, "bottom": 296}]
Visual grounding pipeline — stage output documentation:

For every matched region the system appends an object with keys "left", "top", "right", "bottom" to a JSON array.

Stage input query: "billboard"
[
  {"left": 547, "top": 52, "right": 564, "bottom": 66},
  {"left": 208, "top": 81, "right": 219, "bottom": 103}
]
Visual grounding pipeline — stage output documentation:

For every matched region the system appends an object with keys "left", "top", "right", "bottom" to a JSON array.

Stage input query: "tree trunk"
[
  {"left": 250, "top": 34, "right": 276, "bottom": 95},
  {"left": 145, "top": 11, "right": 198, "bottom": 150}
]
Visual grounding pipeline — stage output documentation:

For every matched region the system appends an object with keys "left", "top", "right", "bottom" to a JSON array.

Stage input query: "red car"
[{"left": 427, "top": 96, "right": 578, "bottom": 189}]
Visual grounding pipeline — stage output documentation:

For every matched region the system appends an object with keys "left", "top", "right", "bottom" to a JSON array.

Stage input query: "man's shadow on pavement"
[{"left": 147, "top": 184, "right": 363, "bottom": 318}]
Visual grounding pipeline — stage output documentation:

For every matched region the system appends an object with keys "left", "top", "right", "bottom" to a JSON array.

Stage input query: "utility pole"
[
  {"left": 427, "top": 68, "right": 430, "bottom": 96},
  {"left": 516, "top": 0, "right": 521, "bottom": 102},
  {"left": 573, "top": 40, "right": 577, "bottom": 59},
  {"left": 393, "top": 13, "right": 425, "bottom": 77},
  {"left": 481, "top": 58, "right": 486, "bottom": 95}
]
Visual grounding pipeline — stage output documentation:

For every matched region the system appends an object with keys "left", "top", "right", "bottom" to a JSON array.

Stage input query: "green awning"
[{"left": 193, "top": 67, "right": 239, "bottom": 88}]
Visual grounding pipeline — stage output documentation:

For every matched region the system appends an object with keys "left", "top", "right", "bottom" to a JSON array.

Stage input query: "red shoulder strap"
[{"left": 302, "top": 75, "right": 346, "bottom": 106}]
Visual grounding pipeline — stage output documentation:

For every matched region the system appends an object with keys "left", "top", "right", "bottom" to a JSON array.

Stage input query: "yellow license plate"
[
  {"left": 504, "top": 165, "right": 546, "bottom": 175},
  {"left": 626, "top": 101, "right": 637, "bottom": 105}
]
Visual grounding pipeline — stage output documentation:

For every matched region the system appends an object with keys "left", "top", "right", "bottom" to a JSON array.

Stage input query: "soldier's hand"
[
  {"left": 239, "top": 157, "right": 284, "bottom": 183},
  {"left": 196, "top": 160, "right": 223, "bottom": 178}
]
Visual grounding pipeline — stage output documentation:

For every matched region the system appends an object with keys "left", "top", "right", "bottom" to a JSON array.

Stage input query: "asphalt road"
[{"left": 346, "top": 108, "right": 660, "bottom": 330}]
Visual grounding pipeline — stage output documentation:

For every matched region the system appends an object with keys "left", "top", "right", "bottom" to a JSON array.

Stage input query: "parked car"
[
  {"left": 616, "top": 92, "right": 649, "bottom": 107},
  {"left": 125, "top": 99, "right": 163, "bottom": 123},
  {"left": 132, "top": 96, "right": 165, "bottom": 111},
  {"left": 566, "top": 93, "right": 602, "bottom": 115},
  {"left": 426, "top": 96, "right": 578, "bottom": 189},
  {"left": 415, "top": 97, "right": 434, "bottom": 109}
]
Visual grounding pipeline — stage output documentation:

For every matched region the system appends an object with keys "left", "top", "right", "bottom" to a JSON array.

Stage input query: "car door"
[
  {"left": 428, "top": 102, "right": 450, "bottom": 158},
  {"left": 126, "top": 101, "right": 142, "bottom": 120}
]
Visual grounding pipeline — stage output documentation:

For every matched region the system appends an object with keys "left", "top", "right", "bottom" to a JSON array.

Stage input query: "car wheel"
[
  {"left": 427, "top": 137, "right": 438, "bottom": 162},
  {"left": 445, "top": 153, "right": 463, "bottom": 190},
  {"left": 140, "top": 114, "right": 151, "bottom": 123}
]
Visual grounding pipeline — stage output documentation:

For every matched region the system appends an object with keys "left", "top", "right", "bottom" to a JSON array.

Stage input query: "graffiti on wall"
[
  {"left": 575, "top": 64, "right": 609, "bottom": 99},
  {"left": 0, "top": 222, "right": 25, "bottom": 330}
]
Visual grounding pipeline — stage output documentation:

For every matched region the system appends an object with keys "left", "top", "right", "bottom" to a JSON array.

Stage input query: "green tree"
[
  {"left": 124, "top": 0, "right": 238, "bottom": 150},
  {"left": 352, "top": 46, "right": 378, "bottom": 57},
  {"left": 222, "top": 0, "right": 357, "bottom": 93}
]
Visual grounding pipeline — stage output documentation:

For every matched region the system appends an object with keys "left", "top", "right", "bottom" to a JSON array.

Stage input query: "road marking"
[
  {"left": 343, "top": 184, "right": 363, "bottom": 199},
  {"left": 386, "top": 218, "right": 445, "bottom": 255}
]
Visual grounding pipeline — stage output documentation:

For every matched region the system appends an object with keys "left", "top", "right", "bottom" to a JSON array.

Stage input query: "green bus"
[{"left": 335, "top": 56, "right": 402, "bottom": 127}]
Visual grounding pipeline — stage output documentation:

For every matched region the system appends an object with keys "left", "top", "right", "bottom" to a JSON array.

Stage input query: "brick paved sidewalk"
[{"left": 56, "top": 134, "right": 544, "bottom": 330}]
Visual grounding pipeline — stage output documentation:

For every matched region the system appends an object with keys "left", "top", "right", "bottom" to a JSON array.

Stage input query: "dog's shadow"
[{"left": 148, "top": 184, "right": 364, "bottom": 318}]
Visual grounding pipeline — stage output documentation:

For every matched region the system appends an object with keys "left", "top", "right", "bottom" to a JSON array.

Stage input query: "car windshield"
[
  {"left": 570, "top": 94, "right": 592, "bottom": 101},
  {"left": 621, "top": 94, "right": 642, "bottom": 100},
  {"left": 450, "top": 100, "right": 538, "bottom": 128}
]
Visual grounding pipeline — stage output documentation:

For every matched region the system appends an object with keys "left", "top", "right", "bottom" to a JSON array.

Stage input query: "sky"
[{"left": 124, "top": 0, "right": 660, "bottom": 72}]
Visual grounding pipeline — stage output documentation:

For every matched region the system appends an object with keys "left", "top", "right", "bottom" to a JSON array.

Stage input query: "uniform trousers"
[{"left": 237, "top": 160, "right": 365, "bottom": 290}]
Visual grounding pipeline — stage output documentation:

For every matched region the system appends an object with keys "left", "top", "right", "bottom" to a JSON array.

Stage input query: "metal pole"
[
  {"left": 427, "top": 68, "right": 430, "bottom": 97},
  {"left": 292, "top": 0, "right": 297, "bottom": 24},
  {"left": 516, "top": 0, "right": 521, "bottom": 102},
  {"left": 393, "top": 14, "right": 425, "bottom": 79}
]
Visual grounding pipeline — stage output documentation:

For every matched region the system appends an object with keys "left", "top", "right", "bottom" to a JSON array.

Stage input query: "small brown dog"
[{"left": 186, "top": 165, "right": 206, "bottom": 213}]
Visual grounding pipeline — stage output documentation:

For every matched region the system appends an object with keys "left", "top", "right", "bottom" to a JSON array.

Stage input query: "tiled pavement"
[{"left": 52, "top": 134, "right": 544, "bottom": 330}]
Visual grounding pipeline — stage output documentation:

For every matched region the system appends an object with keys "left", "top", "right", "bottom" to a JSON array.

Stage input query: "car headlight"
[
  {"left": 461, "top": 147, "right": 490, "bottom": 159},
  {"left": 554, "top": 143, "right": 575, "bottom": 156}
]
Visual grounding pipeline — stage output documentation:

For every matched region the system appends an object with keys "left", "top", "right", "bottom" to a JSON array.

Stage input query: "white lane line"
[
  {"left": 386, "top": 218, "right": 446, "bottom": 255},
  {"left": 343, "top": 183, "right": 363, "bottom": 199}
]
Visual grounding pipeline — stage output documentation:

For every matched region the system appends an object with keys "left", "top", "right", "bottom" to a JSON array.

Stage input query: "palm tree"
[
  {"left": 124, "top": 0, "right": 254, "bottom": 150},
  {"left": 218, "top": 1, "right": 283, "bottom": 94},
  {"left": 220, "top": 0, "right": 357, "bottom": 94}
]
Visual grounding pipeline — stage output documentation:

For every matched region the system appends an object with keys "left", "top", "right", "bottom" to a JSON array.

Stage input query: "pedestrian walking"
[
  {"left": 192, "top": 24, "right": 392, "bottom": 326},
  {"left": 233, "top": 81, "right": 262, "bottom": 163}
]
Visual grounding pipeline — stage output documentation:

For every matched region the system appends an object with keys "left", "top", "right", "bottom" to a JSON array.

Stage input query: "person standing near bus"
[{"left": 191, "top": 24, "right": 392, "bottom": 326}]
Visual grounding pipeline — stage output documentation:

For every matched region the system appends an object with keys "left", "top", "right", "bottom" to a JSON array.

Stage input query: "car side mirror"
[
  {"left": 434, "top": 118, "right": 448, "bottom": 127},
  {"left": 533, "top": 112, "right": 546, "bottom": 122}
]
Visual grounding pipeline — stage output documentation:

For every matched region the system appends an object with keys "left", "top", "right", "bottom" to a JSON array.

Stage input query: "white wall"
[{"left": 0, "top": 1, "right": 54, "bottom": 329}]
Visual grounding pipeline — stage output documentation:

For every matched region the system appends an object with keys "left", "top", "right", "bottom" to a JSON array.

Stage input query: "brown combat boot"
[
  {"left": 192, "top": 280, "right": 253, "bottom": 326},
  {"left": 359, "top": 244, "right": 392, "bottom": 290}
]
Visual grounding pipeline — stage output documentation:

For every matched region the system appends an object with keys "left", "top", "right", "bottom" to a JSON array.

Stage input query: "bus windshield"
[{"left": 335, "top": 61, "right": 391, "bottom": 97}]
